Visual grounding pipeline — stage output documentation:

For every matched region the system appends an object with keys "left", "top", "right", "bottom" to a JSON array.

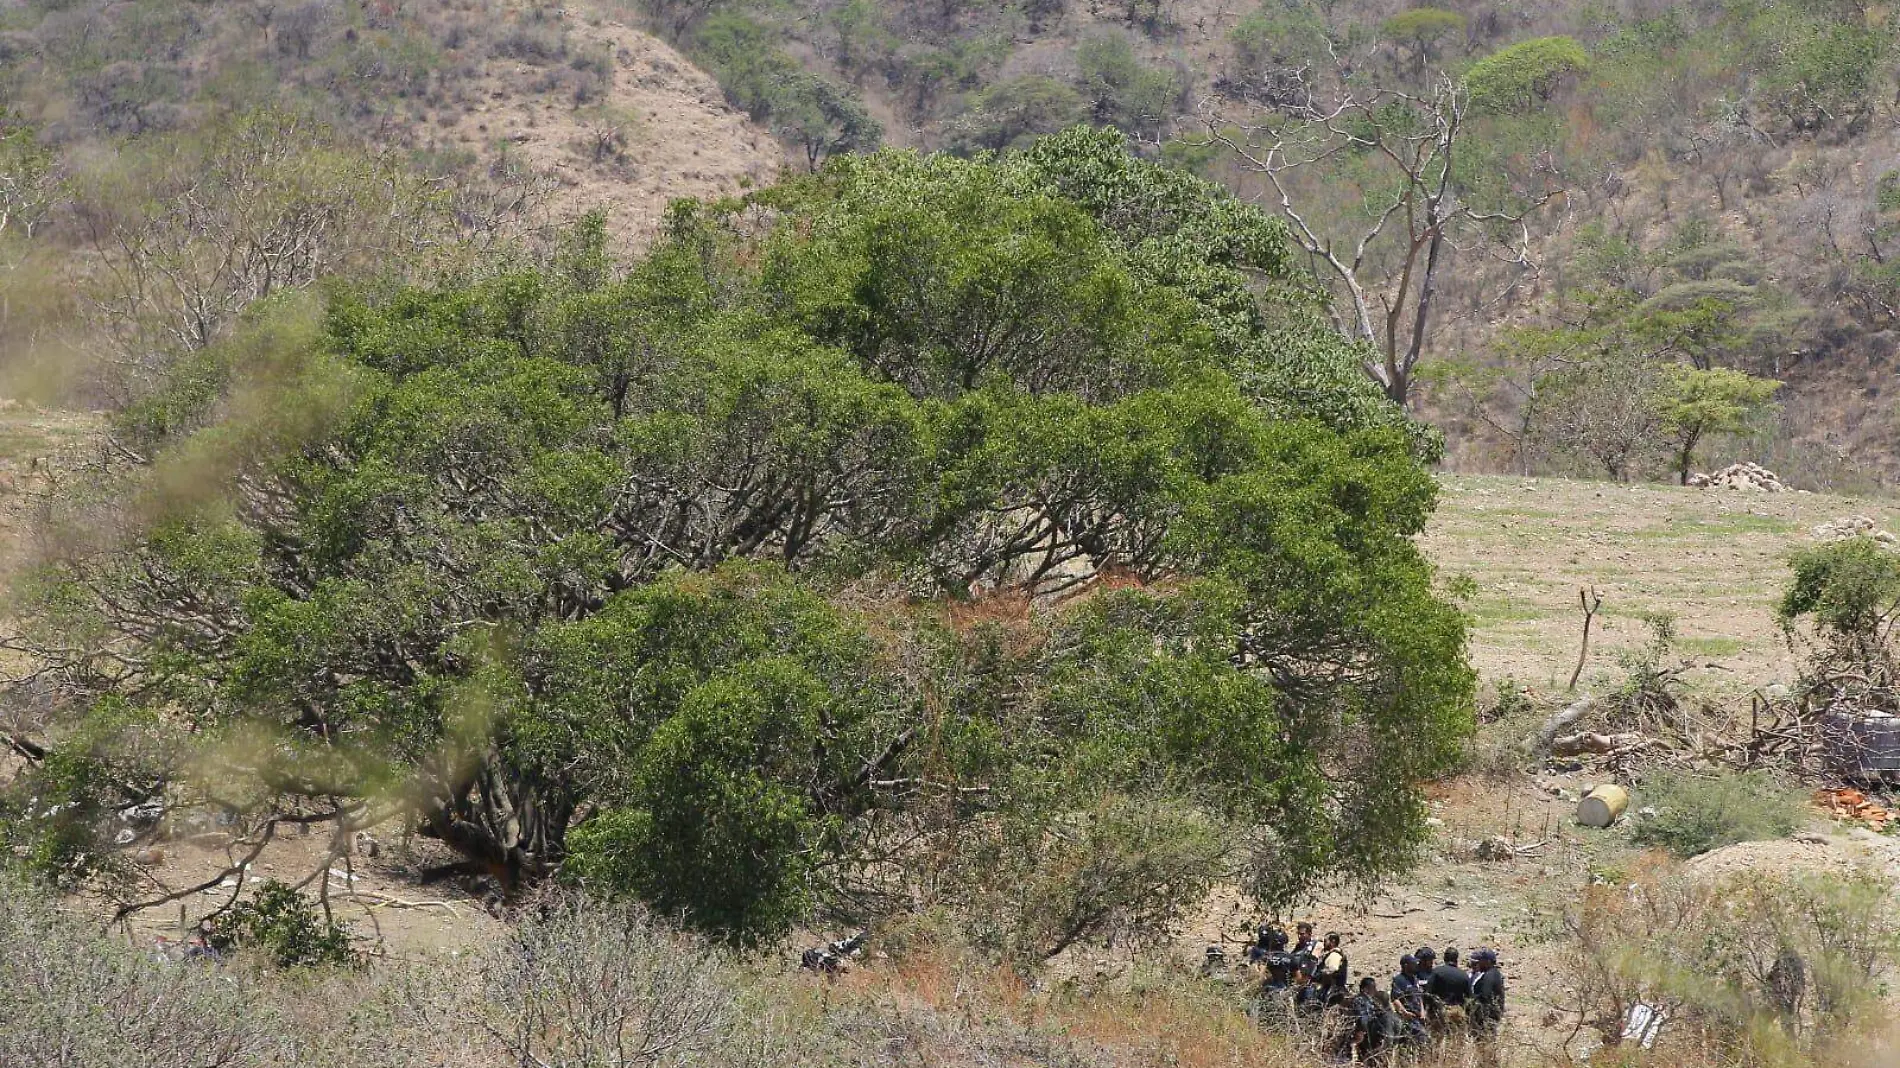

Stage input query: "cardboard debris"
[{"left": 1815, "top": 787, "right": 1895, "bottom": 832}]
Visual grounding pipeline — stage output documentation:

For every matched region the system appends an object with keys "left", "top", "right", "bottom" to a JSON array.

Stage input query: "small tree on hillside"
[
  {"left": 1379, "top": 8, "right": 1466, "bottom": 75},
  {"left": 774, "top": 72, "right": 882, "bottom": 171},
  {"left": 1537, "top": 346, "right": 1666, "bottom": 481},
  {"left": 1654, "top": 365, "right": 1780, "bottom": 484}
]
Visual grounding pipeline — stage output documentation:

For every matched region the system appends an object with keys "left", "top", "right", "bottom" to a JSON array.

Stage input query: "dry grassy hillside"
[
  {"left": 409, "top": 3, "right": 783, "bottom": 245},
  {"left": 1425, "top": 473, "right": 1900, "bottom": 695},
  {"left": 0, "top": 0, "right": 781, "bottom": 249}
]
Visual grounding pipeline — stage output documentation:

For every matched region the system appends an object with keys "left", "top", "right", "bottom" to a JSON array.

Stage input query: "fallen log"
[
  {"left": 1527, "top": 696, "right": 1596, "bottom": 757},
  {"left": 1551, "top": 731, "right": 1645, "bottom": 757}
]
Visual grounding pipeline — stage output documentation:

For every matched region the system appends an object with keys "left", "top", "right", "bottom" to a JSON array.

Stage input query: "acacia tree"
[
  {"left": 1655, "top": 365, "right": 1780, "bottom": 484},
  {"left": 0, "top": 118, "right": 60, "bottom": 251},
  {"left": 1209, "top": 72, "right": 1564, "bottom": 407},
  {"left": 2, "top": 130, "right": 1469, "bottom": 946}
]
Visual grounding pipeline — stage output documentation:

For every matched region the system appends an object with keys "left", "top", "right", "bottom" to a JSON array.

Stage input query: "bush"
[
  {"left": 949, "top": 75, "right": 1083, "bottom": 151},
  {"left": 1380, "top": 7, "right": 1466, "bottom": 55},
  {"left": 471, "top": 895, "right": 740, "bottom": 1068},
  {"left": 0, "top": 872, "right": 280, "bottom": 1068},
  {"left": 1073, "top": 34, "right": 1180, "bottom": 139},
  {"left": 1630, "top": 770, "right": 1805, "bottom": 857},
  {"left": 1565, "top": 863, "right": 1899, "bottom": 1057},
  {"left": 205, "top": 879, "right": 357, "bottom": 968},
  {"left": 1464, "top": 36, "right": 1589, "bottom": 114},
  {"left": 1227, "top": 1, "right": 1330, "bottom": 84},
  {"left": 1781, "top": 538, "right": 1900, "bottom": 641}
]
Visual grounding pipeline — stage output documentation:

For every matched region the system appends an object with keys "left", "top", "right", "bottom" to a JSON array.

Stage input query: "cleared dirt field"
[{"left": 1423, "top": 474, "right": 1900, "bottom": 696}]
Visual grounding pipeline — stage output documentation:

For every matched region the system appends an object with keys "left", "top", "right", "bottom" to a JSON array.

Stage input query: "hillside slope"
[{"left": 0, "top": 0, "right": 778, "bottom": 248}]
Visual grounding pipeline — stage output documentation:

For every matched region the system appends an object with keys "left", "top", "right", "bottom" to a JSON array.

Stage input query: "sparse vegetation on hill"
[{"left": 601, "top": 0, "right": 1900, "bottom": 482}]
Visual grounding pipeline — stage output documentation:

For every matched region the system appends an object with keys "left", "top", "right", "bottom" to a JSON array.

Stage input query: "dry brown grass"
[{"left": 1422, "top": 474, "right": 1900, "bottom": 696}]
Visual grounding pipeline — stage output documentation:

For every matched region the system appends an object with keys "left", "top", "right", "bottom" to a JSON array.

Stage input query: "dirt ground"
[
  {"left": 1423, "top": 473, "right": 1900, "bottom": 698},
  {"left": 100, "top": 830, "right": 505, "bottom": 963}
]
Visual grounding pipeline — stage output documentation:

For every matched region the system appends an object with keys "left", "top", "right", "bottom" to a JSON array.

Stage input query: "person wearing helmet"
[{"left": 1251, "top": 927, "right": 1295, "bottom": 990}]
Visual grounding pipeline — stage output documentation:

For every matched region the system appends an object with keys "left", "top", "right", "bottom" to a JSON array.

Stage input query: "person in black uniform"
[
  {"left": 1348, "top": 977, "right": 1404, "bottom": 1064},
  {"left": 1252, "top": 928, "right": 1295, "bottom": 991},
  {"left": 1425, "top": 945, "right": 1470, "bottom": 1034},
  {"left": 1247, "top": 925, "right": 1276, "bottom": 963},
  {"left": 1290, "top": 960, "right": 1327, "bottom": 1016},
  {"left": 1468, "top": 948, "right": 1506, "bottom": 1039},
  {"left": 1390, "top": 954, "right": 1429, "bottom": 1043},
  {"left": 1291, "top": 922, "right": 1318, "bottom": 969}
]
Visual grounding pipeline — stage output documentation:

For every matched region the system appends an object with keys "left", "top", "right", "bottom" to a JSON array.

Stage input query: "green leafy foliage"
[
  {"left": 1380, "top": 7, "right": 1466, "bottom": 59},
  {"left": 1073, "top": 35, "right": 1180, "bottom": 140},
  {"left": 1464, "top": 36, "right": 1589, "bottom": 114},
  {"left": 1629, "top": 770, "right": 1805, "bottom": 857},
  {"left": 1781, "top": 539, "right": 1900, "bottom": 640},
  {"left": 950, "top": 76, "right": 1083, "bottom": 152},
  {"left": 1227, "top": 1, "right": 1331, "bottom": 88},
  {"left": 205, "top": 880, "right": 356, "bottom": 968},
  {"left": 691, "top": 12, "right": 879, "bottom": 165},
  {"left": 1653, "top": 365, "right": 1780, "bottom": 484},
  {"left": 11, "top": 132, "right": 1468, "bottom": 946}
]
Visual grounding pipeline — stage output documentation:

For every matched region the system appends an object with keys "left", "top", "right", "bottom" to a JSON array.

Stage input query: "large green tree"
[{"left": 3, "top": 130, "right": 1470, "bottom": 945}]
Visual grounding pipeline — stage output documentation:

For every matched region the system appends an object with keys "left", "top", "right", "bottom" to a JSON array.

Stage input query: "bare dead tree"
[
  {"left": 1205, "top": 73, "right": 1564, "bottom": 407},
  {"left": 1568, "top": 586, "right": 1603, "bottom": 692}
]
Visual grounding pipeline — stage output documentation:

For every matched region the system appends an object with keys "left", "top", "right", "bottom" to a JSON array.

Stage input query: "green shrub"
[
  {"left": 1074, "top": 34, "right": 1180, "bottom": 139},
  {"left": 1630, "top": 770, "right": 1805, "bottom": 857},
  {"left": 205, "top": 880, "right": 356, "bottom": 968},
  {"left": 949, "top": 75, "right": 1083, "bottom": 151},
  {"left": 1781, "top": 538, "right": 1900, "bottom": 639},
  {"left": 1464, "top": 36, "right": 1589, "bottom": 114},
  {"left": 1380, "top": 7, "right": 1466, "bottom": 70},
  {"left": 1227, "top": 1, "right": 1330, "bottom": 84}
]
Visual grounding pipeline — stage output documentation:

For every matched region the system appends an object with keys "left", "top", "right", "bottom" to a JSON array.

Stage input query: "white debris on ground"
[
  {"left": 1686, "top": 462, "right": 1787, "bottom": 491},
  {"left": 1811, "top": 514, "right": 1900, "bottom": 547}
]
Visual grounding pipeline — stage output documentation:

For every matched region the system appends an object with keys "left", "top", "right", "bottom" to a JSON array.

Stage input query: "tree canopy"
[{"left": 4, "top": 129, "right": 1471, "bottom": 947}]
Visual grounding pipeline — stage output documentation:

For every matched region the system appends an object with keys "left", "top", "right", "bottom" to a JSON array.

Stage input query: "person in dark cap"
[
  {"left": 1391, "top": 953, "right": 1428, "bottom": 1042},
  {"left": 1425, "top": 945, "right": 1470, "bottom": 1034},
  {"left": 1314, "top": 931, "right": 1350, "bottom": 1006},
  {"left": 1468, "top": 948, "right": 1506, "bottom": 1040}
]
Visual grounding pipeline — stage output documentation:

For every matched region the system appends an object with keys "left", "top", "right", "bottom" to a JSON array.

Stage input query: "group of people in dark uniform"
[{"left": 1218, "top": 922, "right": 1506, "bottom": 1063}]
